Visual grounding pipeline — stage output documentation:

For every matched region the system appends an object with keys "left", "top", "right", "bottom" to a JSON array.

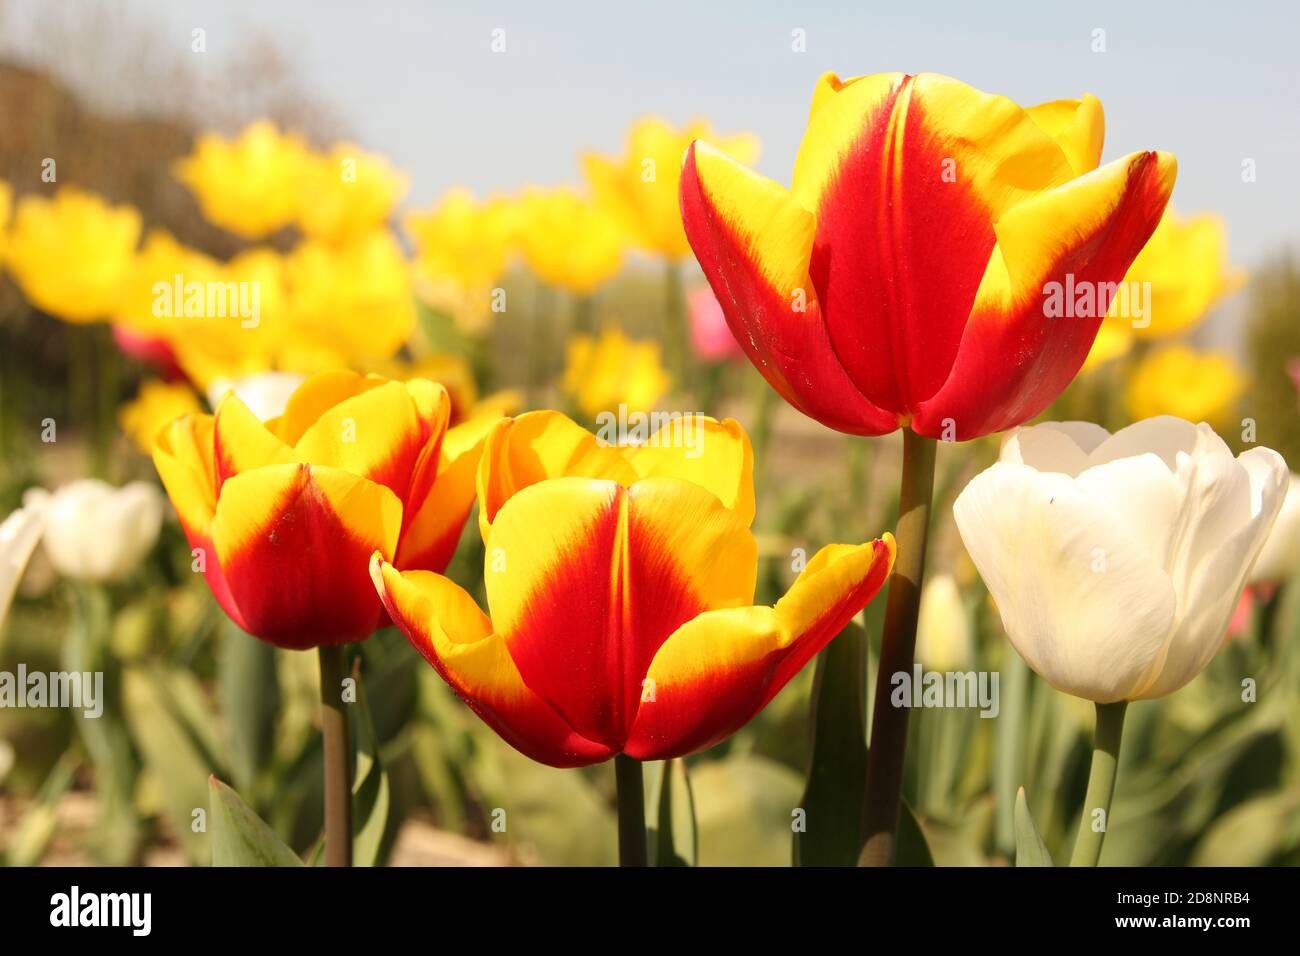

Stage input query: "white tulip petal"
[
  {"left": 1134, "top": 447, "right": 1287, "bottom": 698},
  {"left": 38, "top": 479, "right": 165, "bottom": 583},
  {"left": 1001, "top": 421, "right": 1110, "bottom": 475},
  {"left": 1076, "top": 453, "right": 1183, "bottom": 572},
  {"left": 1249, "top": 474, "right": 1300, "bottom": 584},
  {"left": 0, "top": 500, "right": 48, "bottom": 629},
  {"left": 1167, "top": 429, "right": 1253, "bottom": 600},
  {"left": 1088, "top": 415, "right": 1200, "bottom": 470},
  {"left": 954, "top": 462, "right": 1177, "bottom": 702}
]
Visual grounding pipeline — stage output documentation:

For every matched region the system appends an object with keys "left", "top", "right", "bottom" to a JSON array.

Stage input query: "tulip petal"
[
  {"left": 212, "top": 463, "right": 401, "bottom": 648},
  {"left": 1002, "top": 420, "right": 1110, "bottom": 476},
  {"left": 372, "top": 557, "right": 613, "bottom": 768},
  {"left": 213, "top": 394, "right": 297, "bottom": 490},
  {"left": 1133, "top": 447, "right": 1287, "bottom": 698},
  {"left": 624, "top": 538, "right": 894, "bottom": 760},
  {"left": 294, "top": 379, "right": 449, "bottom": 502},
  {"left": 954, "top": 462, "right": 1177, "bottom": 702},
  {"left": 154, "top": 413, "right": 250, "bottom": 631},
  {"left": 624, "top": 416, "right": 756, "bottom": 525},
  {"left": 914, "top": 149, "right": 1177, "bottom": 438},
  {"left": 273, "top": 370, "right": 388, "bottom": 445},
  {"left": 792, "top": 72, "right": 1075, "bottom": 412},
  {"left": 484, "top": 475, "right": 755, "bottom": 749},
  {"left": 680, "top": 141, "right": 898, "bottom": 435},
  {"left": 393, "top": 416, "right": 488, "bottom": 572},
  {"left": 1025, "top": 96, "right": 1105, "bottom": 176},
  {"left": 476, "top": 411, "right": 637, "bottom": 537}
]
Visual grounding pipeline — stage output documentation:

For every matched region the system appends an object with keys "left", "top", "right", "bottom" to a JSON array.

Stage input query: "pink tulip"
[{"left": 688, "top": 285, "right": 742, "bottom": 363}]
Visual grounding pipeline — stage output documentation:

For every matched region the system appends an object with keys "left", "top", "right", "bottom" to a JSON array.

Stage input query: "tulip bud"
[{"left": 914, "top": 574, "right": 972, "bottom": 672}]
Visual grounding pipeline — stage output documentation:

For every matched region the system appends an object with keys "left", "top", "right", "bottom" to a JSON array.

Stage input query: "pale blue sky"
[{"left": 12, "top": 0, "right": 1300, "bottom": 264}]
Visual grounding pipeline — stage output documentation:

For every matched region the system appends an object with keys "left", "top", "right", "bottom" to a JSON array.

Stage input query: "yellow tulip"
[
  {"left": 563, "top": 327, "right": 670, "bottom": 418},
  {"left": 167, "top": 247, "right": 303, "bottom": 389},
  {"left": 118, "top": 380, "right": 203, "bottom": 453},
  {"left": 297, "top": 143, "right": 408, "bottom": 243},
  {"left": 405, "top": 188, "right": 516, "bottom": 331},
  {"left": 1087, "top": 207, "right": 1244, "bottom": 367},
  {"left": 515, "top": 187, "right": 624, "bottom": 294},
  {"left": 113, "top": 230, "right": 227, "bottom": 339},
  {"left": 584, "top": 115, "right": 759, "bottom": 259},
  {"left": 285, "top": 230, "right": 416, "bottom": 362},
  {"left": 5, "top": 187, "right": 141, "bottom": 322},
  {"left": 1124, "top": 345, "right": 1245, "bottom": 427},
  {"left": 174, "top": 121, "right": 310, "bottom": 239}
]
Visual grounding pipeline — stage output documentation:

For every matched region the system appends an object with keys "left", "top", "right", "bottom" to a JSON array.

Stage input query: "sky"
[{"left": 7, "top": 0, "right": 1300, "bottom": 266}]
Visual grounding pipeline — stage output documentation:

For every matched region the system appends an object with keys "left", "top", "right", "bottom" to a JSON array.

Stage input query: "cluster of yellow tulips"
[{"left": 1, "top": 65, "right": 1293, "bottom": 871}]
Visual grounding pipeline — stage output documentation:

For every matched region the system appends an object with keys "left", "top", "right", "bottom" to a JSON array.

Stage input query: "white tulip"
[
  {"left": 953, "top": 417, "right": 1287, "bottom": 703},
  {"left": 1248, "top": 473, "right": 1300, "bottom": 585},
  {"left": 0, "top": 496, "right": 47, "bottom": 629},
  {"left": 207, "top": 371, "right": 305, "bottom": 421},
  {"left": 29, "top": 480, "right": 164, "bottom": 583}
]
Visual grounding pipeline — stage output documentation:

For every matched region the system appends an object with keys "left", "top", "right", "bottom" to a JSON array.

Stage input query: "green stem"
[
  {"left": 1069, "top": 700, "right": 1128, "bottom": 866},
  {"left": 318, "top": 644, "right": 352, "bottom": 867},
  {"left": 571, "top": 294, "right": 595, "bottom": 336},
  {"left": 614, "top": 754, "right": 647, "bottom": 867},
  {"left": 859, "top": 429, "right": 937, "bottom": 866},
  {"left": 993, "top": 650, "right": 1030, "bottom": 858},
  {"left": 663, "top": 260, "right": 688, "bottom": 386}
]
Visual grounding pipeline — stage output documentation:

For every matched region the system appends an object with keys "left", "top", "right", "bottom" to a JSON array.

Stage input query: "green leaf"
[
  {"left": 209, "top": 776, "right": 303, "bottom": 867},
  {"left": 1191, "top": 789, "right": 1300, "bottom": 866},
  {"left": 895, "top": 798, "right": 936, "bottom": 867},
  {"left": 349, "top": 666, "right": 391, "bottom": 867},
  {"left": 647, "top": 758, "right": 697, "bottom": 867},
  {"left": 218, "top": 621, "right": 280, "bottom": 798},
  {"left": 122, "top": 667, "right": 217, "bottom": 864},
  {"left": 793, "top": 621, "right": 868, "bottom": 866},
  {"left": 65, "top": 582, "right": 140, "bottom": 865},
  {"left": 4, "top": 752, "right": 78, "bottom": 866},
  {"left": 1014, "top": 786, "right": 1054, "bottom": 866}
]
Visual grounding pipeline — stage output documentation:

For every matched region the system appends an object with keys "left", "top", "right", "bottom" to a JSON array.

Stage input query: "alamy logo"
[
  {"left": 152, "top": 273, "right": 260, "bottom": 328},
  {"left": 1042, "top": 273, "right": 1152, "bottom": 328},
  {"left": 0, "top": 666, "right": 102, "bottom": 718},
  {"left": 50, "top": 886, "right": 151, "bottom": 936},
  {"left": 890, "top": 664, "right": 1000, "bottom": 718}
]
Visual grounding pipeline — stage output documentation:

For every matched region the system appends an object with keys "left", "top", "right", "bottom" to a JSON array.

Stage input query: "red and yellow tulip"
[
  {"left": 152, "top": 371, "right": 488, "bottom": 649},
  {"left": 371, "top": 411, "right": 895, "bottom": 767},
  {"left": 680, "top": 72, "right": 1177, "bottom": 440}
]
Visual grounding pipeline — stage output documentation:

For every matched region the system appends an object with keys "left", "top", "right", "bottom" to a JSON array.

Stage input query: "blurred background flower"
[
  {"left": 563, "top": 326, "right": 669, "bottom": 419},
  {"left": 173, "top": 121, "right": 310, "bottom": 239},
  {"left": 5, "top": 187, "right": 141, "bottom": 323},
  {"left": 1124, "top": 344, "right": 1246, "bottom": 427},
  {"left": 26, "top": 480, "right": 163, "bottom": 583},
  {"left": 583, "top": 115, "right": 758, "bottom": 260}
]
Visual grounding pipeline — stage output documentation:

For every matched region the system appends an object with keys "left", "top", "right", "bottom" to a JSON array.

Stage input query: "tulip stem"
[
  {"left": 664, "top": 260, "right": 688, "bottom": 387},
  {"left": 859, "top": 428, "right": 937, "bottom": 866},
  {"left": 614, "top": 754, "right": 647, "bottom": 867},
  {"left": 318, "top": 644, "right": 353, "bottom": 867},
  {"left": 1069, "top": 700, "right": 1128, "bottom": 867}
]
